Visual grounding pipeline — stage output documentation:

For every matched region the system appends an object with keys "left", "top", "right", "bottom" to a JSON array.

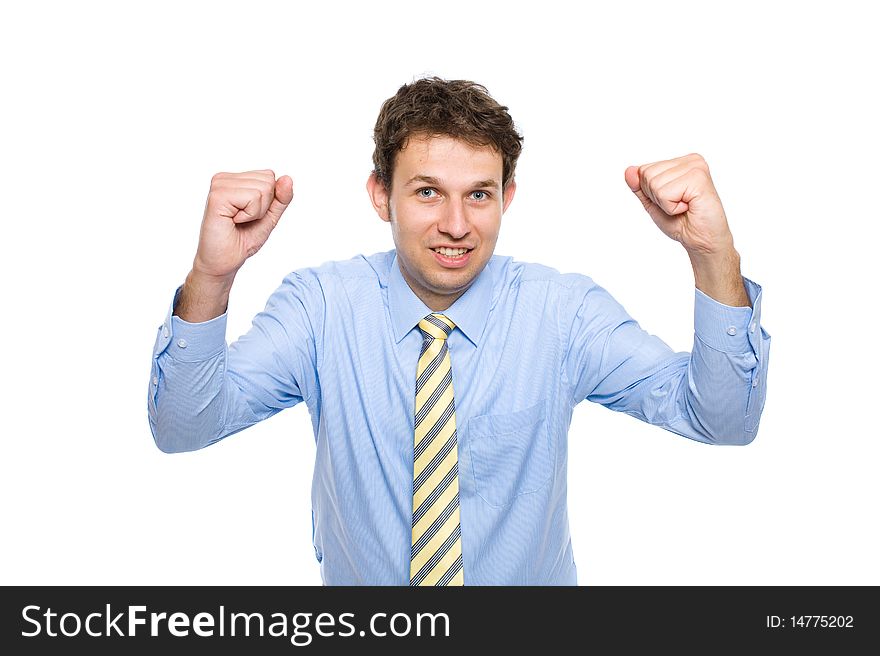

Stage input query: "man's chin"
[{"left": 426, "top": 265, "right": 482, "bottom": 294}]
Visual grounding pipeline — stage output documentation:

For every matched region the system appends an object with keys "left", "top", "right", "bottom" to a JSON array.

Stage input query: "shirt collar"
[{"left": 387, "top": 250, "right": 493, "bottom": 347}]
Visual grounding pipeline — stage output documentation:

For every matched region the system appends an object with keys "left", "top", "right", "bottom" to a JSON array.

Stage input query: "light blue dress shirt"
[{"left": 148, "top": 249, "right": 770, "bottom": 585}]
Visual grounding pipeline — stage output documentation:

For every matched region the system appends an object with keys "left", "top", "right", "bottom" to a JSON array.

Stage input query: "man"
[{"left": 148, "top": 77, "right": 770, "bottom": 585}]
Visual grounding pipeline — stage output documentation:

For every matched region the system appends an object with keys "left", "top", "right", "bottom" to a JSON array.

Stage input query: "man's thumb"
[
  {"left": 266, "top": 175, "right": 295, "bottom": 224},
  {"left": 624, "top": 166, "right": 653, "bottom": 211}
]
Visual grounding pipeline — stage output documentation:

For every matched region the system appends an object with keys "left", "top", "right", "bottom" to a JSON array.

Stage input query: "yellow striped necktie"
[{"left": 410, "top": 313, "right": 464, "bottom": 586}]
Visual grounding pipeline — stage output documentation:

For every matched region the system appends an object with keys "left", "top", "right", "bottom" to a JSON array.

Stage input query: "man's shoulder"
[
  {"left": 492, "top": 256, "right": 620, "bottom": 319},
  {"left": 491, "top": 254, "right": 597, "bottom": 292},
  {"left": 286, "top": 250, "right": 394, "bottom": 286}
]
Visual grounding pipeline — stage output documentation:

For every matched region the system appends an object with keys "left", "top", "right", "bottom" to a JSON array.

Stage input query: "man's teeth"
[{"left": 434, "top": 247, "right": 469, "bottom": 256}]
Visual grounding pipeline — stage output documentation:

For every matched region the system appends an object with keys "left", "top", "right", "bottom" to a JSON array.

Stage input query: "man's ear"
[
  {"left": 502, "top": 179, "right": 517, "bottom": 214},
  {"left": 366, "top": 172, "right": 391, "bottom": 222}
]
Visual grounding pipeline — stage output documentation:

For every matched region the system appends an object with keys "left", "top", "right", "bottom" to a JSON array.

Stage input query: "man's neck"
[{"left": 397, "top": 263, "right": 467, "bottom": 312}]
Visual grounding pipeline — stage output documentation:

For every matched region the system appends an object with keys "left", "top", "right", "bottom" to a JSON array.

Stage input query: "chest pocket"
[{"left": 466, "top": 399, "right": 552, "bottom": 508}]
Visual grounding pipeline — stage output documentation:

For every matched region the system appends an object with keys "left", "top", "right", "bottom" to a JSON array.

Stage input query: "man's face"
[{"left": 367, "top": 134, "right": 516, "bottom": 311}]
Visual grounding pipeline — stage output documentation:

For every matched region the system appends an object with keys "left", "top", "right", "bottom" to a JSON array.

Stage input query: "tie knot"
[{"left": 418, "top": 313, "right": 456, "bottom": 341}]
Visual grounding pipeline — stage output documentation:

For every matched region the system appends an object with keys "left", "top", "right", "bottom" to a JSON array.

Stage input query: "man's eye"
[
  {"left": 471, "top": 191, "right": 488, "bottom": 201},
  {"left": 417, "top": 188, "right": 437, "bottom": 198}
]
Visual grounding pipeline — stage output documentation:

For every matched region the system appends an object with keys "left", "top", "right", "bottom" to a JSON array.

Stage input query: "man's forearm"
[
  {"left": 689, "top": 246, "right": 751, "bottom": 308},
  {"left": 174, "top": 269, "right": 236, "bottom": 322}
]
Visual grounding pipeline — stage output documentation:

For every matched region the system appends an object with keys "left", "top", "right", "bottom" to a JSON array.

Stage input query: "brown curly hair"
[{"left": 371, "top": 77, "right": 523, "bottom": 192}]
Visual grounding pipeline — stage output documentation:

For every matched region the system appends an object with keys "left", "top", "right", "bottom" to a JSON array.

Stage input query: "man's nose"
[{"left": 437, "top": 198, "right": 470, "bottom": 239}]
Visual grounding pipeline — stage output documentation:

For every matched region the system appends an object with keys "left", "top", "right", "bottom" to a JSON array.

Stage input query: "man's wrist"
[
  {"left": 688, "top": 246, "right": 751, "bottom": 308},
  {"left": 174, "top": 268, "right": 236, "bottom": 322}
]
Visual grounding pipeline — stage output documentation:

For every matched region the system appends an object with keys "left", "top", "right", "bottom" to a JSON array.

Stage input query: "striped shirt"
[{"left": 147, "top": 249, "right": 771, "bottom": 584}]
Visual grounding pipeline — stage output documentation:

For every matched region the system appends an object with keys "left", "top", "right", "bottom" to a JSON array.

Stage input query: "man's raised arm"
[
  {"left": 565, "top": 154, "right": 770, "bottom": 444},
  {"left": 147, "top": 171, "right": 319, "bottom": 453}
]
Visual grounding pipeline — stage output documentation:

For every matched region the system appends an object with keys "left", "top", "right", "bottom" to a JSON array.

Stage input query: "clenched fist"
[
  {"left": 174, "top": 170, "right": 294, "bottom": 322},
  {"left": 193, "top": 170, "right": 294, "bottom": 280},
  {"left": 625, "top": 153, "right": 750, "bottom": 307},
  {"left": 625, "top": 154, "right": 733, "bottom": 257}
]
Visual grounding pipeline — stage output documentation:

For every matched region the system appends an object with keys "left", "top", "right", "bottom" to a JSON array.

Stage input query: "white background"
[{"left": 1, "top": 0, "right": 877, "bottom": 585}]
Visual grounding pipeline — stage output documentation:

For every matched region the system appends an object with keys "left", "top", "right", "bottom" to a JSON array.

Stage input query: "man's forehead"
[
  {"left": 400, "top": 133, "right": 498, "bottom": 156},
  {"left": 395, "top": 135, "right": 502, "bottom": 181}
]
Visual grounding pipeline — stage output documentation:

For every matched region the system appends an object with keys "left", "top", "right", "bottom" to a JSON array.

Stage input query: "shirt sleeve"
[
  {"left": 147, "top": 271, "right": 323, "bottom": 453},
  {"left": 562, "top": 275, "right": 770, "bottom": 445}
]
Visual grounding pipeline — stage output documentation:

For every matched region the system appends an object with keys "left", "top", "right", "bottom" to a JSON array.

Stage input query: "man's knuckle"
[{"left": 689, "top": 153, "right": 709, "bottom": 169}]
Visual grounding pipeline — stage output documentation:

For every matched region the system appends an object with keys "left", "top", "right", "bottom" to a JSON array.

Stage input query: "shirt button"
[
  {"left": 177, "top": 339, "right": 188, "bottom": 348},
  {"left": 152, "top": 376, "right": 159, "bottom": 386},
  {"left": 727, "top": 326, "right": 737, "bottom": 336},
  {"left": 749, "top": 322, "right": 756, "bottom": 333},
  {"left": 752, "top": 377, "right": 759, "bottom": 387},
  {"left": 163, "top": 324, "right": 169, "bottom": 338}
]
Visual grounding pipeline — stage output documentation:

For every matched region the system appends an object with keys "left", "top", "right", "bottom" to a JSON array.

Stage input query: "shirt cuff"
[
  {"left": 693, "top": 276, "right": 763, "bottom": 353},
  {"left": 153, "top": 285, "right": 228, "bottom": 361}
]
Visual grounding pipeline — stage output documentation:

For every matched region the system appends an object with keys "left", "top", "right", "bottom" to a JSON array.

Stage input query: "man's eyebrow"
[
  {"left": 404, "top": 175, "right": 500, "bottom": 189},
  {"left": 472, "top": 179, "right": 500, "bottom": 189},
  {"left": 405, "top": 175, "right": 441, "bottom": 187}
]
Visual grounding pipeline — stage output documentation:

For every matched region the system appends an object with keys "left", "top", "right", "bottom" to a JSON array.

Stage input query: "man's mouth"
[{"left": 432, "top": 247, "right": 471, "bottom": 259}]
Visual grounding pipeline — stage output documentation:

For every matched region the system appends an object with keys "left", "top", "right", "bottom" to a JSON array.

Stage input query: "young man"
[{"left": 148, "top": 77, "right": 770, "bottom": 585}]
